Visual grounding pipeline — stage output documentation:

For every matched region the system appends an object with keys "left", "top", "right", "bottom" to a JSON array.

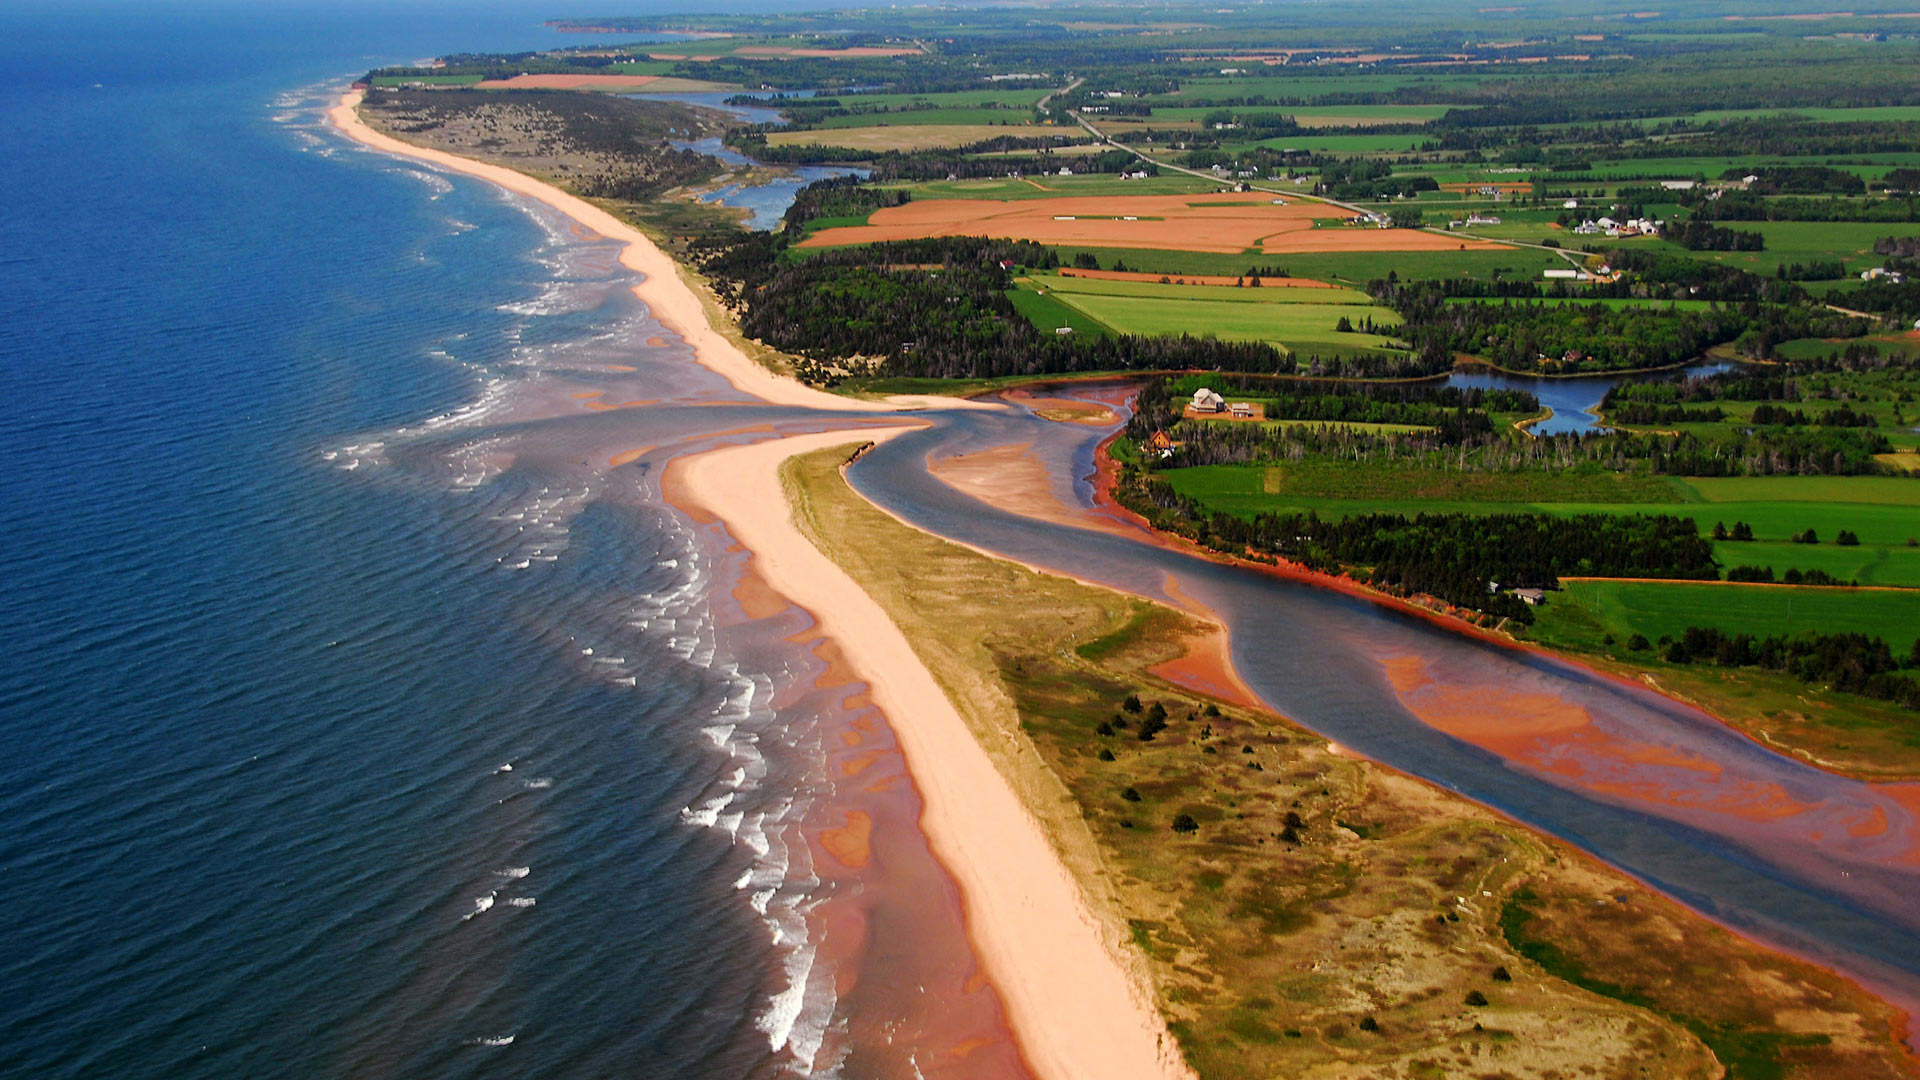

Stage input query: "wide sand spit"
[{"left": 330, "top": 89, "right": 1194, "bottom": 1080}]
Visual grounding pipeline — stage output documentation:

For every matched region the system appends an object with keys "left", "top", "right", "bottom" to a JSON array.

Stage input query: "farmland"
[
  {"left": 1030, "top": 289, "right": 1402, "bottom": 356},
  {"left": 798, "top": 192, "right": 1517, "bottom": 254},
  {"left": 1529, "top": 578, "right": 1920, "bottom": 650}
]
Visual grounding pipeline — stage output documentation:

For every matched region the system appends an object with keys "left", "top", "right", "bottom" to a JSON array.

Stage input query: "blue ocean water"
[{"left": 0, "top": 5, "right": 851, "bottom": 1077}]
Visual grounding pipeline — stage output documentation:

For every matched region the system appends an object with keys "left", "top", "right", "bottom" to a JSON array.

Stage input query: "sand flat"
[{"left": 673, "top": 430, "right": 1195, "bottom": 1080}]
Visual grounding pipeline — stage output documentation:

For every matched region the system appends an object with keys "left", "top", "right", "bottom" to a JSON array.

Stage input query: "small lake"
[{"left": 1444, "top": 359, "right": 1737, "bottom": 435}]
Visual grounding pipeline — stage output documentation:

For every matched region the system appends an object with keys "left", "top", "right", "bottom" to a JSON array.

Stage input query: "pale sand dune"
[
  {"left": 674, "top": 429, "right": 1196, "bottom": 1080},
  {"left": 329, "top": 90, "right": 886, "bottom": 412}
]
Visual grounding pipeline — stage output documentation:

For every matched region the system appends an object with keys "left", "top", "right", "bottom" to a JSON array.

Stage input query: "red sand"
[{"left": 801, "top": 193, "right": 1512, "bottom": 255}]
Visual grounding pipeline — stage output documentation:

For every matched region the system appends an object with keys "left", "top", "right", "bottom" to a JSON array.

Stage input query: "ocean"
[
  {"left": 0, "top": 5, "right": 1020, "bottom": 1078},
  {"left": 9, "top": 4, "right": 1920, "bottom": 1077}
]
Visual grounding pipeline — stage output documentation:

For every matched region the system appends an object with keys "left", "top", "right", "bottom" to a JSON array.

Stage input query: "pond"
[{"left": 1444, "top": 358, "right": 1737, "bottom": 435}]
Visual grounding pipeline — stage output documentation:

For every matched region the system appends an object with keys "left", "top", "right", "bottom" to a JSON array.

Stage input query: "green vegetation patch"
[
  {"left": 1164, "top": 462, "right": 1686, "bottom": 515},
  {"left": 1528, "top": 579, "right": 1918, "bottom": 649},
  {"left": 1045, "top": 293, "right": 1402, "bottom": 356}
]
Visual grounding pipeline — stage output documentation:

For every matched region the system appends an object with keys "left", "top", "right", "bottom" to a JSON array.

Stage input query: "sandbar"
[{"left": 672, "top": 429, "right": 1194, "bottom": 1080}]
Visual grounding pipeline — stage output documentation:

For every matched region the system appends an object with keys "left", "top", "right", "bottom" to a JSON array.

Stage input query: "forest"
[
  {"left": 1658, "top": 627, "right": 1920, "bottom": 710},
  {"left": 1108, "top": 459, "right": 1719, "bottom": 622}
]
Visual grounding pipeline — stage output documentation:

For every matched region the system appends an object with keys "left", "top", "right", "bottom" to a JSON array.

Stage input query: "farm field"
[
  {"left": 1145, "top": 104, "right": 1463, "bottom": 128},
  {"left": 766, "top": 124, "right": 1051, "bottom": 151},
  {"left": 1007, "top": 287, "right": 1114, "bottom": 338},
  {"left": 1559, "top": 154, "right": 1920, "bottom": 183},
  {"left": 1037, "top": 291, "right": 1403, "bottom": 354},
  {"left": 1526, "top": 579, "right": 1920, "bottom": 652},
  {"left": 804, "top": 107, "right": 1053, "bottom": 129},
  {"left": 797, "top": 192, "right": 1519, "bottom": 254},
  {"left": 881, "top": 174, "right": 1223, "bottom": 200},
  {"left": 826, "top": 88, "right": 1054, "bottom": 110},
  {"left": 1646, "top": 221, "right": 1920, "bottom": 276},
  {"left": 1048, "top": 245, "right": 1560, "bottom": 283},
  {"left": 1034, "top": 272, "right": 1377, "bottom": 305},
  {"left": 1158, "top": 465, "right": 1920, "bottom": 584}
]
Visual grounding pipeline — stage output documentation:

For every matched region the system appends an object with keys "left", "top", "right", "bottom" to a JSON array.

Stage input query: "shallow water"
[
  {"left": 849, "top": 391, "right": 1920, "bottom": 1030},
  {"left": 9, "top": 4, "right": 1920, "bottom": 1076},
  {"left": 0, "top": 7, "right": 1024, "bottom": 1078}
]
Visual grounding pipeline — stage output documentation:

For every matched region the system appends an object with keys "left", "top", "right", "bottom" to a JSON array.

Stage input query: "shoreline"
[
  {"left": 328, "top": 87, "right": 1183, "bottom": 1079},
  {"left": 324, "top": 83, "right": 1919, "bottom": 1069},
  {"left": 668, "top": 430, "right": 1195, "bottom": 1080},
  {"left": 329, "top": 89, "right": 889, "bottom": 413}
]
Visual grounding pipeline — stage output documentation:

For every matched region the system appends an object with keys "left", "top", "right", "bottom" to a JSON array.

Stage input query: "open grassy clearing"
[
  {"left": 783, "top": 443, "right": 1909, "bottom": 1078},
  {"left": 1532, "top": 578, "right": 1918, "bottom": 644},
  {"left": 1049, "top": 245, "right": 1564, "bottom": 284},
  {"left": 828, "top": 87, "right": 1055, "bottom": 110},
  {"left": 1032, "top": 272, "right": 1377, "bottom": 306},
  {"left": 1562, "top": 154, "right": 1920, "bottom": 182},
  {"left": 1155, "top": 72, "right": 1515, "bottom": 101},
  {"left": 1146, "top": 104, "right": 1462, "bottom": 128},
  {"left": 1522, "top": 582, "right": 1920, "bottom": 777},
  {"left": 880, "top": 174, "right": 1224, "bottom": 200},
  {"left": 1246, "top": 131, "right": 1435, "bottom": 154},
  {"left": 766, "top": 124, "right": 1051, "bottom": 150},
  {"left": 1641, "top": 221, "right": 1920, "bottom": 277},
  {"left": 1159, "top": 464, "right": 1920, "bottom": 585},
  {"left": 805, "top": 107, "right": 1059, "bottom": 129},
  {"left": 1044, "top": 292, "right": 1402, "bottom": 354},
  {"left": 1008, "top": 286, "right": 1115, "bottom": 338}
]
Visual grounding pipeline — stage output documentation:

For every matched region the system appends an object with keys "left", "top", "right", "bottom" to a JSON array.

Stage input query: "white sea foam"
[
  {"left": 523, "top": 778, "right": 552, "bottom": 790},
  {"left": 497, "top": 867, "right": 530, "bottom": 879},
  {"left": 508, "top": 897, "right": 537, "bottom": 908},
  {"left": 494, "top": 763, "right": 513, "bottom": 774},
  {"left": 471, "top": 1035, "right": 515, "bottom": 1047},
  {"left": 462, "top": 893, "right": 496, "bottom": 921}
]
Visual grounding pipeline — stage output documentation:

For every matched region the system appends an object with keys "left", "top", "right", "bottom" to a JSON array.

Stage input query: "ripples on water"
[{"left": 0, "top": 70, "right": 911, "bottom": 1079}]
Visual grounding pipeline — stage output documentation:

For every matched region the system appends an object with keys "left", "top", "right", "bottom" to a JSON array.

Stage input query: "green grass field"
[
  {"left": 1040, "top": 292, "right": 1402, "bottom": 354},
  {"left": 807, "top": 107, "right": 1051, "bottom": 129},
  {"left": 1159, "top": 464, "right": 1920, "bottom": 584},
  {"left": 1146, "top": 104, "right": 1462, "bottom": 128},
  {"left": 1007, "top": 287, "right": 1114, "bottom": 338},
  {"left": 822, "top": 87, "right": 1053, "bottom": 111},
  {"left": 1526, "top": 579, "right": 1920, "bottom": 654},
  {"left": 1555, "top": 154, "right": 1920, "bottom": 183},
  {"left": 1644, "top": 221, "right": 1920, "bottom": 276},
  {"left": 882, "top": 174, "right": 1222, "bottom": 201},
  {"left": 1155, "top": 72, "right": 1507, "bottom": 102},
  {"left": 1050, "top": 245, "right": 1563, "bottom": 284},
  {"left": 1033, "top": 273, "right": 1376, "bottom": 305}
]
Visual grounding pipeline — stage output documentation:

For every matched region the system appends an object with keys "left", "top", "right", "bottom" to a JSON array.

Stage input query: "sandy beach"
[
  {"left": 330, "top": 88, "right": 1188, "bottom": 1079},
  {"left": 673, "top": 430, "right": 1195, "bottom": 1080},
  {"left": 329, "top": 90, "right": 886, "bottom": 412}
]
